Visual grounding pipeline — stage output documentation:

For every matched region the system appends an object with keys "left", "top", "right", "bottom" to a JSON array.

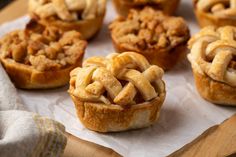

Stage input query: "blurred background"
[{"left": 0, "top": 0, "right": 12, "bottom": 9}]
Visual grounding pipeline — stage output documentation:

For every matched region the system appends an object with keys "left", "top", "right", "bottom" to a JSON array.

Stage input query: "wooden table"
[{"left": 0, "top": 0, "right": 27, "bottom": 24}]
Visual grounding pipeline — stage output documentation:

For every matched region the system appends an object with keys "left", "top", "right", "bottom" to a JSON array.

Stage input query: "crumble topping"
[
  {"left": 109, "top": 7, "right": 190, "bottom": 52},
  {"left": 0, "top": 23, "right": 86, "bottom": 71}
]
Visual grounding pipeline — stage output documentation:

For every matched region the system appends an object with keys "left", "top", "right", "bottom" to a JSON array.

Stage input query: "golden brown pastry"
[
  {"left": 69, "top": 52, "right": 166, "bottom": 132},
  {"left": 109, "top": 7, "right": 190, "bottom": 70},
  {"left": 113, "top": 0, "right": 180, "bottom": 17},
  {"left": 188, "top": 26, "right": 236, "bottom": 106},
  {"left": 194, "top": 0, "right": 236, "bottom": 27},
  {"left": 0, "top": 21, "right": 87, "bottom": 89},
  {"left": 28, "top": 0, "right": 107, "bottom": 40}
]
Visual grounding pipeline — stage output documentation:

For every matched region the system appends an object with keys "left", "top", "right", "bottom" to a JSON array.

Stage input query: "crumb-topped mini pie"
[
  {"left": 188, "top": 26, "right": 236, "bottom": 106},
  {"left": 28, "top": 0, "right": 107, "bottom": 40},
  {"left": 194, "top": 0, "right": 236, "bottom": 27},
  {"left": 0, "top": 22, "right": 86, "bottom": 89},
  {"left": 113, "top": 0, "right": 180, "bottom": 17},
  {"left": 109, "top": 7, "right": 190, "bottom": 70},
  {"left": 69, "top": 52, "right": 166, "bottom": 132}
]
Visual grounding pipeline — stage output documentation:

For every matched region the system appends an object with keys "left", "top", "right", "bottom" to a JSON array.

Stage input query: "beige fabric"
[
  {"left": 0, "top": 64, "right": 24, "bottom": 110},
  {"left": 0, "top": 110, "right": 67, "bottom": 157},
  {"left": 0, "top": 63, "right": 67, "bottom": 156}
]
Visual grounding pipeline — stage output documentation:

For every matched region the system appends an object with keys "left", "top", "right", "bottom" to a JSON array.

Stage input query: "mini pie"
[
  {"left": 69, "top": 52, "right": 166, "bottom": 132},
  {"left": 188, "top": 26, "right": 236, "bottom": 106},
  {"left": 28, "top": 0, "right": 107, "bottom": 40},
  {"left": 194, "top": 0, "right": 236, "bottom": 27},
  {"left": 0, "top": 21, "right": 87, "bottom": 89},
  {"left": 109, "top": 7, "right": 190, "bottom": 70},
  {"left": 113, "top": 0, "right": 180, "bottom": 17}
]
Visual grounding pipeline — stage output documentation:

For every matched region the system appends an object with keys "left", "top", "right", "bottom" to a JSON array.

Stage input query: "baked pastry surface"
[
  {"left": 109, "top": 7, "right": 190, "bottom": 70},
  {"left": 194, "top": 0, "right": 236, "bottom": 27},
  {"left": 113, "top": 0, "right": 180, "bottom": 17},
  {"left": 69, "top": 52, "right": 166, "bottom": 132},
  {"left": 0, "top": 21, "right": 87, "bottom": 89},
  {"left": 188, "top": 26, "right": 236, "bottom": 106},
  {"left": 28, "top": 0, "right": 107, "bottom": 39}
]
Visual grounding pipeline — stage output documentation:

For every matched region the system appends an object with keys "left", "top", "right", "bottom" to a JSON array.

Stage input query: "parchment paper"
[{"left": 1, "top": 1, "right": 236, "bottom": 156}]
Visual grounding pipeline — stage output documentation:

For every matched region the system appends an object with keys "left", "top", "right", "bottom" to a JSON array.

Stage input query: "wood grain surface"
[
  {"left": 64, "top": 133, "right": 122, "bottom": 157},
  {"left": 168, "top": 114, "right": 236, "bottom": 157},
  {"left": 0, "top": 0, "right": 27, "bottom": 24}
]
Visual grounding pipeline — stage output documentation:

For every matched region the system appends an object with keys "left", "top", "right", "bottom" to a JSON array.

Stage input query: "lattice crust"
[
  {"left": 197, "top": 0, "right": 236, "bottom": 19},
  {"left": 70, "top": 52, "right": 165, "bottom": 106},
  {"left": 29, "top": 0, "right": 106, "bottom": 21},
  {"left": 0, "top": 23, "right": 86, "bottom": 71},
  {"left": 188, "top": 26, "right": 236, "bottom": 87}
]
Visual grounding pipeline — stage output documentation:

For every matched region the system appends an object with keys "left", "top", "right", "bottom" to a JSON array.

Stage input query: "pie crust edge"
[
  {"left": 111, "top": 36, "right": 189, "bottom": 70},
  {"left": 112, "top": 0, "right": 180, "bottom": 17},
  {"left": 69, "top": 82, "right": 166, "bottom": 132},
  {"left": 0, "top": 54, "right": 84, "bottom": 89},
  {"left": 193, "top": 69, "right": 236, "bottom": 106},
  {"left": 193, "top": 0, "right": 236, "bottom": 27},
  {"left": 33, "top": 14, "right": 105, "bottom": 40}
]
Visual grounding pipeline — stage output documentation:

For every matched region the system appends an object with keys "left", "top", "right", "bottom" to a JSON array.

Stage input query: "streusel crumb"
[
  {"left": 0, "top": 23, "right": 86, "bottom": 71},
  {"left": 110, "top": 7, "right": 189, "bottom": 52}
]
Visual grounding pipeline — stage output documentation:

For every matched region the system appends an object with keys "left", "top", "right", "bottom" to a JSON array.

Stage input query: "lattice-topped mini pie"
[
  {"left": 194, "top": 0, "right": 236, "bottom": 27},
  {"left": 109, "top": 7, "right": 190, "bottom": 70},
  {"left": 113, "top": 0, "right": 180, "bottom": 17},
  {"left": 28, "top": 0, "right": 107, "bottom": 39},
  {"left": 0, "top": 21, "right": 87, "bottom": 89},
  {"left": 69, "top": 52, "right": 166, "bottom": 132},
  {"left": 188, "top": 26, "right": 236, "bottom": 106}
]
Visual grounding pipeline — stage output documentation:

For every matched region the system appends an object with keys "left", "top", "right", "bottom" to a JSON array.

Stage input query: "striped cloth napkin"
[{"left": 0, "top": 64, "right": 67, "bottom": 157}]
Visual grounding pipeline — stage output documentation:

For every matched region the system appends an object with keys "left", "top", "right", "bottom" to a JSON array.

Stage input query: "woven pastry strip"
[
  {"left": 70, "top": 52, "right": 164, "bottom": 106},
  {"left": 188, "top": 26, "right": 236, "bottom": 87},
  {"left": 197, "top": 0, "right": 236, "bottom": 19},
  {"left": 29, "top": 0, "right": 106, "bottom": 21}
]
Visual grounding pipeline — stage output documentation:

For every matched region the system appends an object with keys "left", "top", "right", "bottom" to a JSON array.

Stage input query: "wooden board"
[
  {"left": 168, "top": 114, "right": 236, "bottom": 157},
  {"left": 0, "top": 0, "right": 27, "bottom": 24},
  {"left": 64, "top": 133, "right": 122, "bottom": 157}
]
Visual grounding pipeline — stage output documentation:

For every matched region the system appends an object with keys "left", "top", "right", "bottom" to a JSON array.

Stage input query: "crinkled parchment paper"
[{"left": 1, "top": 1, "right": 236, "bottom": 156}]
